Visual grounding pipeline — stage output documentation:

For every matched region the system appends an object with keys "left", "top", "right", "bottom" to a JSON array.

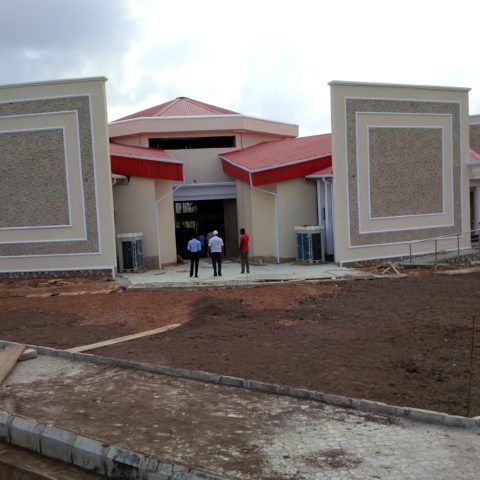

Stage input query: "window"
[{"left": 149, "top": 136, "right": 236, "bottom": 150}]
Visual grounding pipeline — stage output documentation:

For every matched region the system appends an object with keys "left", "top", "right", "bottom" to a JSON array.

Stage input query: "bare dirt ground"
[{"left": 1, "top": 271, "right": 479, "bottom": 417}]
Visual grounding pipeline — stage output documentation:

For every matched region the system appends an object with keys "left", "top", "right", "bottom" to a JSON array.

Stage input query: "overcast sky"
[{"left": 1, "top": 0, "right": 479, "bottom": 136}]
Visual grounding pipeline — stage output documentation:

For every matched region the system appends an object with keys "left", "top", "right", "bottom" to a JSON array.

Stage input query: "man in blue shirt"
[{"left": 187, "top": 233, "right": 202, "bottom": 278}]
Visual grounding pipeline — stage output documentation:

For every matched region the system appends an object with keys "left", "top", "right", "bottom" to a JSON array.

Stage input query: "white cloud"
[{"left": 1, "top": 0, "right": 479, "bottom": 134}]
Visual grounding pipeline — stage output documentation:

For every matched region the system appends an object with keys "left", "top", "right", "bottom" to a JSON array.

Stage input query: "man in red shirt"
[{"left": 239, "top": 228, "right": 250, "bottom": 274}]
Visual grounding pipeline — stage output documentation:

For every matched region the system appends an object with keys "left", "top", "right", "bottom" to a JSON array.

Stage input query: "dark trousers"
[
  {"left": 211, "top": 252, "right": 222, "bottom": 276},
  {"left": 189, "top": 252, "right": 200, "bottom": 277},
  {"left": 240, "top": 250, "right": 249, "bottom": 273}
]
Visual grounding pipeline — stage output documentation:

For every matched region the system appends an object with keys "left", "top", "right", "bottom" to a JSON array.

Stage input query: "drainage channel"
[
  {"left": 0, "top": 443, "right": 106, "bottom": 480},
  {"left": 0, "top": 461, "right": 51, "bottom": 480}
]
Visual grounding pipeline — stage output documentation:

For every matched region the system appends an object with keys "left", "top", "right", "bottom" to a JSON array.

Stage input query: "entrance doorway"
[{"left": 175, "top": 200, "right": 226, "bottom": 259}]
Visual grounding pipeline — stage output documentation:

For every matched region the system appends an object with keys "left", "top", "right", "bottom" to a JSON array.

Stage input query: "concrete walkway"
[
  {"left": 118, "top": 259, "right": 373, "bottom": 287},
  {"left": 1, "top": 353, "right": 479, "bottom": 479}
]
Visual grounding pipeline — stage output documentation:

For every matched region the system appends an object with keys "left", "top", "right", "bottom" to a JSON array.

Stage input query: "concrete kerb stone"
[
  {"left": 10, "top": 415, "right": 45, "bottom": 454},
  {"left": 71, "top": 434, "right": 108, "bottom": 475},
  {"left": 40, "top": 424, "right": 76, "bottom": 463},
  {"left": 0, "top": 410, "right": 13, "bottom": 442},
  {"left": 0, "top": 410, "right": 228, "bottom": 480},
  {"left": 105, "top": 445, "right": 146, "bottom": 479},
  {"left": 1, "top": 339, "right": 479, "bottom": 429}
]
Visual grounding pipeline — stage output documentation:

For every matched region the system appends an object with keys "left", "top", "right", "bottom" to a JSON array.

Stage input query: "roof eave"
[
  {"left": 111, "top": 153, "right": 184, "bottom": 165},
  {"left": 219, "top": 152, "right": 331, "bottom": 174}
]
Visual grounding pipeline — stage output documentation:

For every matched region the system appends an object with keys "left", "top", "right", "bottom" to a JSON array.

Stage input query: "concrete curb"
[
  {"left": 0, "top": 410, "right": 228, "bottom": 480},
  {"left": 2, "top": 340, "right": 477, "bottom": 430}
]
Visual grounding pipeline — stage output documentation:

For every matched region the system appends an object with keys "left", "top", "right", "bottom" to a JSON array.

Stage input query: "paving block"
[
  {"left": 105, "top": 445, "right": 146, "bottom": 479},
  {"left": 71, "top": 434, "right": 107, "bottom": 475},
  {"left": 40, "top": 425, "right": 76, "bottom": 463},
  {"left": 9, "top": 416, "right": 45, "bottom": 453},
  {"left": 0, "top": 411, "right": 12, "bottom": 442}
]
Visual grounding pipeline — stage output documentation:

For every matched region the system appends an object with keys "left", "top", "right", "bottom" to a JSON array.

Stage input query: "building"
[
  {"left": 329, "top": 81, "right": 472, "bottom": 264},
  {"left": 108, "top": 97, "right": 330, "bottom": 268},
  {"left": 2, "top": 79, "right": 480, "bottom": 276},
  {"left": 0, "top": 77, "right": 116, "bottom": 277}
]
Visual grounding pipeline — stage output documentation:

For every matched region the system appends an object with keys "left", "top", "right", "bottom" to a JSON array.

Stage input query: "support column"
[
  {"left": 324, "top": 179, "right": 334, "bottom": 255},
  {"left": 474, "top": 187, "right": 480, "bottom": 233},
  {"left": 316, "top": 180, "right": 325, "bottom": 228}
]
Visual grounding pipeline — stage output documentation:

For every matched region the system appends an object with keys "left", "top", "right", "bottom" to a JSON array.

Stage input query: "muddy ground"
[{"left": 1, "top": 272, "right": 479, "bottom": 416}]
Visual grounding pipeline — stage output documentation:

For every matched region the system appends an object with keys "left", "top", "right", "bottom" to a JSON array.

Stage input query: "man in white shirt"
[{"left": 207, "top": 230, "right": 224, "bottom": 277}]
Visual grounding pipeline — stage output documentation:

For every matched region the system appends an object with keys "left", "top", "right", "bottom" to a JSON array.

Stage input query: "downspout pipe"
[
  {"left": 155, "top": 184, "right": 184, "bottom": 270},
  {"left": 249, "top": 173, "right": 280, "bottom": 264}
]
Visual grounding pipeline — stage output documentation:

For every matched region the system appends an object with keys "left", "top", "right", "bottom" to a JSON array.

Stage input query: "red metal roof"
[
  {"left": 306, "top": 166, "right": 333, "bottom": 178},
  {"left": 116, "top": 97, "right": 239, "bottom": 121},
  {"left": 220, "top": 134, "right": 332, "bottom": 186},
  {"left": 110, "top": 143, "right": 183, "bottom": 181},
  {"left": 470, "top": 148, "right": 480, "bottom": 162}
]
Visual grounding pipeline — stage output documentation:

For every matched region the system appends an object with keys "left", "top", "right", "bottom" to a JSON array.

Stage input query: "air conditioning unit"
[
  {"left": 294, "top": 226, "right": 325, "bottom": 264},
  {"left": 116, "top": 233, "right": 144, "bottom": 272}
]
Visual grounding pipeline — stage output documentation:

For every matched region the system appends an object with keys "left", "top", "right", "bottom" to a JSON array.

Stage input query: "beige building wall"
[
  {"left": 235, "top": 178, "right": 316, "bottom": 261},
  {"left": 108, "top": 116, "right": 298, "bottom": 141},
  {"left": 155, "top": 180, "right": 177, "bottom": 266},
  {"left": 250, "top": 185, "right": 277, "bottom": 260},
  {"left": 166, "top": 148, "right": 234, "bottom": 183},
  {"left": 0, "top": 77, "right": 116, "bottom": 276},
  {"left": 236, "top": 181, "right": 276, "bottom": 260},
  {"left": 277, "top": 178, "right": 317, "bottom": 259},
  {"left": 113, "top": 178, "right": 178, "bottom": 269},
  {"left": 330, "top": 81, "right": 471, "bottom": 265},
  {"left": 113, "top": 177, "right": 157, "bottom": 269}
]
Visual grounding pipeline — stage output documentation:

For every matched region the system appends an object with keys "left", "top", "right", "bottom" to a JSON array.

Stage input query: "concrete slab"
[
  {"left": 118, "top": 259, "right": 373, "bottom": 288},
  {"left": 0, "top": 354, "right": 478, "bottom": 479}
]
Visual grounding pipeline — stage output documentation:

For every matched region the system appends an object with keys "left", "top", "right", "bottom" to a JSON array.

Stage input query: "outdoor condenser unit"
[
  {"left": 116, "top": 233, "right": 144, "bottom": 272},
  {"left": 294, "top": 226, "right": 325, "bottom": 264}
]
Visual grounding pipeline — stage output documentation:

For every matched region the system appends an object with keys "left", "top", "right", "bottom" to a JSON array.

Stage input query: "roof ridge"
[
  {"left": 115, "top": 96, "right": 239, "bottom": 121},
  {"left": 153, "top": 98, "right": 181, "bottom": 116},
  {"left": 181, "top": 97, "right": 227, "bottom": 115}
]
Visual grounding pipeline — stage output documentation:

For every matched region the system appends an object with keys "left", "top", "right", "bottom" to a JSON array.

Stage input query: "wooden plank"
[
  {"left": 66, "top": 324, "right": 181, "bottom": 353},
  {"left": 0, "top": 344, "right": 26, "bottom": 385},
  {"left": 388, "top": 262, "right": 402, "bottom": 275}
]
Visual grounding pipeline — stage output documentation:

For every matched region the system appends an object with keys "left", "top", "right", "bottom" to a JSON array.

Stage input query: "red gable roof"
[
  {"left": 110, "top": 143, "right": 183, "bottom": 181},
  {"left": 220, "top": 134, "right": 332, "bottom": 186},
  {"left": 116, "top": 97, "right": 239, "bottom": 121}
]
